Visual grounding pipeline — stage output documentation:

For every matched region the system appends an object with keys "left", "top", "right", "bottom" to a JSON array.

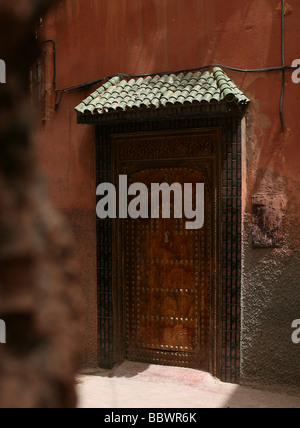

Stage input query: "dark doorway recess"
[{"left": 96, "top": 112, "right": 242, "bottom": 384}]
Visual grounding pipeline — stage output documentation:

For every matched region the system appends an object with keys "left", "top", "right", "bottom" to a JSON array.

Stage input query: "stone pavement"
[{"left": 77, "top": 361, "right": 300, "bottom": 409}]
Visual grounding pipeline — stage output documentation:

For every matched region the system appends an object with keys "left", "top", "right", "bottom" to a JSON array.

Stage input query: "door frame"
[
  {"left": 111, "top": 128, "right": 223, "bottom": 379},
  {"left": 95, "top": 113, "right": 243, "bottom": 384}
]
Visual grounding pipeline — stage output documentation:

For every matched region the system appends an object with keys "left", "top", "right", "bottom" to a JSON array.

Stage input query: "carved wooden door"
[{"left": 114, "top": 129, "right": 220, "bottom": 372}]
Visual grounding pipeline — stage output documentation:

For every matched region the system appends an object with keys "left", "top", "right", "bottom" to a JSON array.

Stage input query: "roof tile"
[{"left": 75, "top": 67, "right": 249, "bottom": 115}]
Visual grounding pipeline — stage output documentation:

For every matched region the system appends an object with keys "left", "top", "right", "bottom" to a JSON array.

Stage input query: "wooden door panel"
[
  {"left": 124, "top": 166, "right": 211, "bottom": 369},
  {"left": 139, "top": 223, "right": 198, "bottom": 261},
  {"left": 138, "top": 262, "right": 196, "bottom": 293},
  {"left": 139, "top": 319, "right": 197, "bottom": 350},
  {"left": 138, "top": 288, "right": 195, "bottom": 320}
]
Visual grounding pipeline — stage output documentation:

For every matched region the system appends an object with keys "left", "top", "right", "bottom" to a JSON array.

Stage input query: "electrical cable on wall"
[
  {"left": 280, "top": 0, "right": 286, "bottom": 131},
  {"left": 41, "top": 1, "right": 292, "bottom": 128}
]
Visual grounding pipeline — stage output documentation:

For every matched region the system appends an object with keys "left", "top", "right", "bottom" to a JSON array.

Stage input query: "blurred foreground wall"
[{"left": 0, "top": 0, "right": 81, "bottom": 408}]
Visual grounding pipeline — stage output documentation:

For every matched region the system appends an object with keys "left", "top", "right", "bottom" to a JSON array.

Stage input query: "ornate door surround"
[{"left": 96, "top": 115, "right": 243, "bottom": 384}]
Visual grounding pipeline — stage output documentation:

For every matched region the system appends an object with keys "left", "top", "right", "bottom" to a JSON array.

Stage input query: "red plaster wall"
[
  {"left": 37, "top": 0, "right": 300, "bottom": 388},
  {"left": 38, "top": 0, "right": 300, "bottom": 206}
]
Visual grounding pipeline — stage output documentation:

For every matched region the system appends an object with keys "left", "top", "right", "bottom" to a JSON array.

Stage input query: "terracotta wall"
[{"left": 38, "top": 0, "right": 300, "bottom": 390}]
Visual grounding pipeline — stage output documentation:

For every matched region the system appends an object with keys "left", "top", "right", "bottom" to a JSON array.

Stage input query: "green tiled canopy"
[{"left": 75, "top": 67, "right": 249, "bottom": 115}]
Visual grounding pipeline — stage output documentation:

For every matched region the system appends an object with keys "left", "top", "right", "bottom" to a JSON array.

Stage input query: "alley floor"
[{"left": 77, "top": 361, "right": 300, "bottom": 409}]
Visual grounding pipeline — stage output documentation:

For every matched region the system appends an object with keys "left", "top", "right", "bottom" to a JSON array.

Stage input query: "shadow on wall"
[{"left": 0, "top": 0, "right": 81, "bottom": 409}]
